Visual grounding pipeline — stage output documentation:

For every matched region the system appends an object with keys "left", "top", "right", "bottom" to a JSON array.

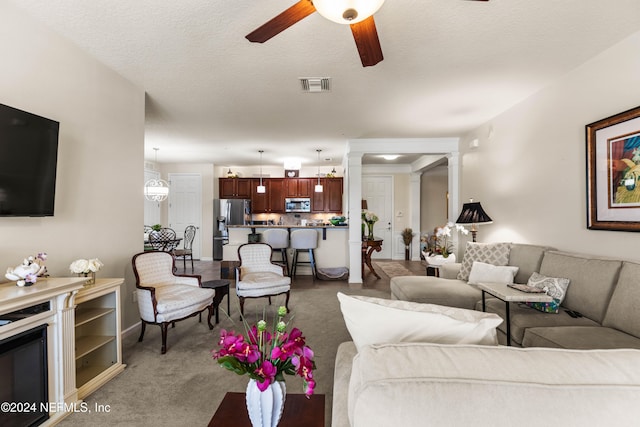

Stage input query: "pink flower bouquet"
[{"left": 212, "top": 306, "right": 316, "bottom": 397}]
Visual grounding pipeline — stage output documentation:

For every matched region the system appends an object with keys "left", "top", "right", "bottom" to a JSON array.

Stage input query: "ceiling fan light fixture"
[{"left": 313, "top": 0, "right": 385, "bottom": 24}]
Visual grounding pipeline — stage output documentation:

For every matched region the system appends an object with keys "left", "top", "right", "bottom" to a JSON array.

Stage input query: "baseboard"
[{"left": 122, "top": 321, "right": 140, "bottom": 338}]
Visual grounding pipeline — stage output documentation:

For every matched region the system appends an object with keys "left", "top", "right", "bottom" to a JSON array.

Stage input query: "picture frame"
[{"left": 586, "top": 105, "right": 640, "bottom": 231}]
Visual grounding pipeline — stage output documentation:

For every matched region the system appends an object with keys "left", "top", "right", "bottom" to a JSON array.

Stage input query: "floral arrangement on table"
[
  {"left": 362, "top": 210, "right": 379, "bottom": 240},
  {"left": 69, "top": 258, "right": 104, "bottom": 285},
  {"left": 212, "top": 306, "right": 316, "bottom": 397},
  {"left": 5, "top": 252, "right": 48, "bottom": 287},
  {"left": 426, "top": 222, "right": 469, "bottom": 258}
]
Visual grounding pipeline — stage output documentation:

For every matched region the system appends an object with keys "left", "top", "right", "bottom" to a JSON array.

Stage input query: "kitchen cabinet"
[
  {"left": 251, "top": 178, "right": 285, "bottom": 213},
  {"left": 74, "top": 278, "right": 125, "bottom": 399},
  {"left": 312, "top": 178, "right": 343, "bottom": 213},
  {"left": 219, "top": 178, "right": 251, "bottom": 198},
  {"left": 285, "top": 178, "right": 312, "bottom": 197}
]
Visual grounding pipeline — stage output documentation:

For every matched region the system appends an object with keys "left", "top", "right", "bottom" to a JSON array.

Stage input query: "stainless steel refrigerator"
[{"left": 213, "top": 199, "right": 251, "bottom": 260}]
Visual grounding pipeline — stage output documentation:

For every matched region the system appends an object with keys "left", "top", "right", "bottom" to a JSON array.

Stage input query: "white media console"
[{"left": 0, "top": 277, "right": 125, "bottom": 426}]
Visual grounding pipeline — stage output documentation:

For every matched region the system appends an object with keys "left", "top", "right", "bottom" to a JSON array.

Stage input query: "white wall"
[
  {"left": 0, "top": 3, "right": 145, "bottom": 328},
  {"left": 420, "top": 166, "right": 448, "bottom": 235},
  {"left": 460, "top": 30, "right": 640, "bottom": 261}
]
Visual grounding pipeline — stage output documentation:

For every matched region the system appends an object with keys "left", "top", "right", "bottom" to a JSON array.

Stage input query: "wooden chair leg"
[
  {"left": 206, "top": 305, "right": 214, "bottom": 330},
  {"left": 284, "top": 291, "right": 290, "bottom": 313},
  {"left": 239, "top": 296, "right": 245, "bottom": 319},
  {"left": 281, "top": 249, "right": 289, "bottom": 276},
  {"left": 160, "top": 323, "right": 169, "bottom": 354},
  {"left": 138, "top": 320, "right": 146, "bottom": 342},
  {"left": 190, "top": 255, "right": 194, "bottom": 273},
  {"left": 268, "top": 296, "right": 272, "bottom": 305}
]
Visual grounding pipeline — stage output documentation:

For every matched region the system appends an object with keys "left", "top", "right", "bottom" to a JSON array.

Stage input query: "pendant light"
[
  {"left": 257, "top": 150, "right": 266, "bottom": 194},
  {"left": 144, "top": 148, "right": 169, "bottom": 202},
  {"left": 315, "top": 149, "right": 323, "bottom": 193}
]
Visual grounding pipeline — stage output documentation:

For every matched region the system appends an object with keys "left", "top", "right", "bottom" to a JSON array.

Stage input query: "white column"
[
  {"left": 61, "top": 290, "right": 79, "bottom": 405},
  {"left": 447, "top": 152, "right": 461, "bottom": 256},
  {"left": 410, "top": 172, "right": 422, "bottom": 261},
  {"left": 347, "top": 153, "right": 363, "bottom": 283}
]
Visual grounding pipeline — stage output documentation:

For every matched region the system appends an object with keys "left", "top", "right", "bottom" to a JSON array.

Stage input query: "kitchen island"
[{"left": 223, "top": 225, "right": 349, "bottom": 275}]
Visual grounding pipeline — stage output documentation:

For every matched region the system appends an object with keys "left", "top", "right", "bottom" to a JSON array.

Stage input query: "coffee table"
[
  {"left": 477, "top": 282, "right": 553, "bottom": 346},
  {"left": 201, "top": 279, "right": 230, "bottom": 323},
  {"left": 208, "top": 392, "right": 325, "bottom": 427}
]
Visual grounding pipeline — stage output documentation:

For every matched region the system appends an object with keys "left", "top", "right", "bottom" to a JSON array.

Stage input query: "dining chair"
[
  {"left": 173, "top": 225, "right": 196, "bottom": 272},
  {"left": 149, "top": 227, "right": 177, "bottom": 251}
]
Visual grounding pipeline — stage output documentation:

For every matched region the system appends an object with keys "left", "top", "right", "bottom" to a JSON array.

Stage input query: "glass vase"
[
  {"left": 78, "top": 271, "right": 96, "bottom": 285},
  {"left": 367, "top": 222, "right": 375, "bottom": 240}
]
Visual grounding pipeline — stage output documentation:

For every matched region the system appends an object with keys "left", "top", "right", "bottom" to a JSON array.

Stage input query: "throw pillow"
[
  {"left": 457, "top": 242, "right": 511, "bottom": 282},
  {"left": 336, "top": 292, "right": 502, "bottom": 351},
  {"left": 467, "top": 261, "right": 519, "bottom": 285},
  {"left": 524, "top": 272, "right": 571, "bottom": 313}
]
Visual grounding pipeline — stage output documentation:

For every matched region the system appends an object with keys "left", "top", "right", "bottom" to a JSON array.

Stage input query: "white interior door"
[
  {"left": 362, "top": 176, "right": 393, "bottom": 259},
  {"left": 144, "top": 169, "right": 161, "bottom": 227},
  {"left": 168, "top": 173, "right": 202, "bottom": 260}
]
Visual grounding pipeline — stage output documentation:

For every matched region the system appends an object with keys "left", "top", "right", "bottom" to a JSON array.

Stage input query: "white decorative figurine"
[{"left": 5, "top": 253, "right": 48, "bottom": 287}]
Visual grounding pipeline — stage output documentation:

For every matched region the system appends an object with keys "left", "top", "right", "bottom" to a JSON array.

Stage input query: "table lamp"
[{"left": 455, "top": 199, "right": 493, "bottom": 242}]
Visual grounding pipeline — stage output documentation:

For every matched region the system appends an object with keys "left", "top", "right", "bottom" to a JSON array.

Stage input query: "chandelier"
[{"left": 144, "top": 148, "right": 169, "bottom": 202}]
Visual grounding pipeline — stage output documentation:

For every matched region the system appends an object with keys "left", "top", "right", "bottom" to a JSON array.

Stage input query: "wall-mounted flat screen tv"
[{"left": 0, "top": 103, "right": 59, "bottom": 216}]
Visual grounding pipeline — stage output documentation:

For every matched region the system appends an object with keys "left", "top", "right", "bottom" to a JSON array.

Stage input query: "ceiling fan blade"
[
  {"left": 245, "top": 0, "right": 316, "bottom": 43},
  {"left": 350, "top": 16, "right": 384, "bottom": 67}
]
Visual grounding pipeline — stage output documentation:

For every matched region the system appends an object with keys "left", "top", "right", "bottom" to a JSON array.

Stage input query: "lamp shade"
[
  {"left": 455, "top": 201, "right": 492, "bottom": 225},
  {"left": 361, "top": 199, "right": 368, "bottom": 210},
  {"left": 313, "top": 0, "right": 385, "bottom": 24}
]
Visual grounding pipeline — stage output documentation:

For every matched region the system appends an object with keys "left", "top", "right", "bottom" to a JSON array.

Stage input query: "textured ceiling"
[{"left": 10, "top": 0, "right": 640, "bottom": 167}]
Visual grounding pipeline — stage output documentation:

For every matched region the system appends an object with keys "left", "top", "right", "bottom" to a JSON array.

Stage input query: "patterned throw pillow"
[
  {"left": 524, "top": 272, "right": 571, "bottom": 313},
  {"left": 457, "top": 242, "right": 511, "bottom": 282}
]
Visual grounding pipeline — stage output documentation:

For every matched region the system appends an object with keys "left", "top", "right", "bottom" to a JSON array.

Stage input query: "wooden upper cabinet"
[
  {"left": 251, "top": 178, "right": 285, "bottom": 213},
  {"left": 312, "top": 178, "right": 343, "bottom": 213},
  {"left": 268, "top": 179, "right": 285, "bottom": 213},
  {"left": 311, "top": 179, "right": 325, "bottom": 212},
  {"left": 221, "top": 177, "right": 341, "bottom": 212},
  {"left": 219, "top": 178, "right": 251, "bottom": 199},
  {"left": 285, "top": 178, "right": 312, "bottom": 198},
  {"left": 325, "top": 178, "right": 343, "bottom": 212}
]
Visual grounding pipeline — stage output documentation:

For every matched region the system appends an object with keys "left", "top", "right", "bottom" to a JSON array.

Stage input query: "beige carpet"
[
  {"left": 58, "top": 285, "right": 389, "bottom": 427},
  {"left": 374, "top": 261, "right": 416, "bottom": 278}
]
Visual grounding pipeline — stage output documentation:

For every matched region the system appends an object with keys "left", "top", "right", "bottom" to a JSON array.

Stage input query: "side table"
[
  {"left": 201, "top": 279, "right": 230, "bottom": 323},
  {"left": 477, "top": 282, "right": 553, "bottom": 346},
  {"left": 362, "top": 238, "right": 383, "bottom": 279},
  {"left": 208, "top": 392, "right": 325, "bottom": 427}
]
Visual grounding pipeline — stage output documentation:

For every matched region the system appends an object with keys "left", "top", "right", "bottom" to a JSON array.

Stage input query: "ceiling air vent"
[{"left": 300, "top": 77, "right": 331, "bottom": 93}]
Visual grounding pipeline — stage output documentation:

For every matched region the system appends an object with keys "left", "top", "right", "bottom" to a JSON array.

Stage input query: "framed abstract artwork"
[{"left": 586, "top": 105, "right": 640, "bottom": 231}]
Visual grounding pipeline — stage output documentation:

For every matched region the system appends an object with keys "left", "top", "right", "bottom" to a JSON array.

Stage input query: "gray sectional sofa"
[
  {"left": 391, "top": 243, "right": 640, "bottom": 349},
  {"left": 331, "top": 243, "right": 640, "bottom": 426}
]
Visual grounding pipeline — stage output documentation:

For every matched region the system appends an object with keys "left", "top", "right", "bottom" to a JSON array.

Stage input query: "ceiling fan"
[{"left": 246, "top": 0, "right": 490, "bottom": 68}]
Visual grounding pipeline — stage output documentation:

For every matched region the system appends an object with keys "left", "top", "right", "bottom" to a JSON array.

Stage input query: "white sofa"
[{"left": 332, "top": 341, "right": 640, "bottom": 427}]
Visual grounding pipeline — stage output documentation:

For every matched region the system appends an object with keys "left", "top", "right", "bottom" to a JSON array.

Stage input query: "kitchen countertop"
[{"left": 228, "top": 224, "right": 348, "bottom": 229}]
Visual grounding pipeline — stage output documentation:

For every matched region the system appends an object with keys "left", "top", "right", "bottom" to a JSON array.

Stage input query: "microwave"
[{"left": 285, "top": 198, "right": 311, "bottom": 213}]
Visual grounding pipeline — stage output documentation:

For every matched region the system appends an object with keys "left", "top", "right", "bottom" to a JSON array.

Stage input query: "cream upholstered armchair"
[
  {"left": 236, "top": 243, "right": 291, "bottom": 316},
  {"left": 132, "top": 251, "right": 215, "bottom": 354}
]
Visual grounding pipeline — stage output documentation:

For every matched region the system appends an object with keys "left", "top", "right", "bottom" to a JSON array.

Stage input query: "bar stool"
[
  {"left": 290, "top": 228, "right": 318, "bottom": 278},
  {"left": 262, "top": 229, "right": 290, "bottom": 275}
]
